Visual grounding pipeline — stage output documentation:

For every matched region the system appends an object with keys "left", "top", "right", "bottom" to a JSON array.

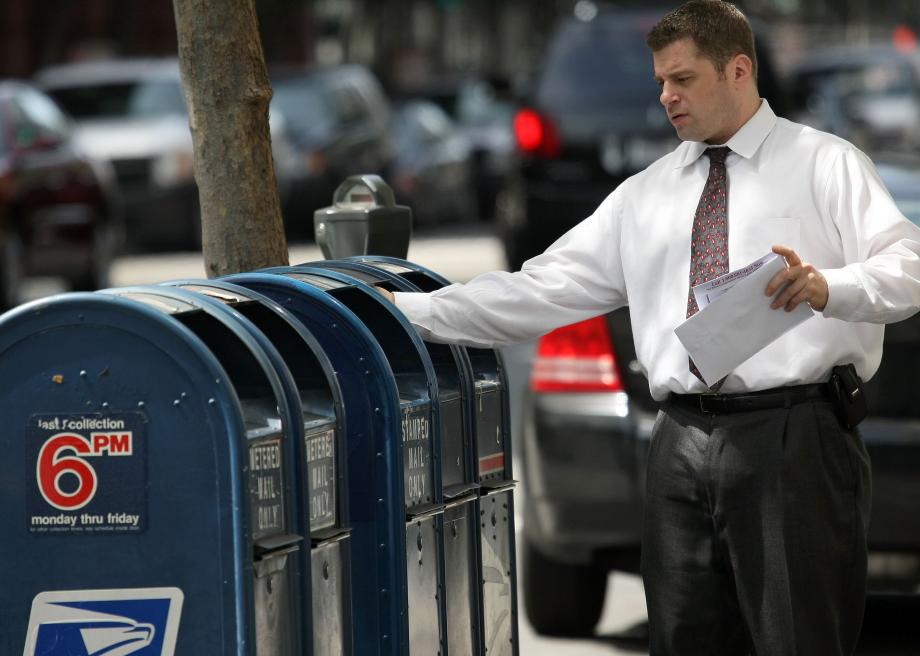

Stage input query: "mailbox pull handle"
[
  {"left": 311, "top": 526, "right": 352, "bottom": 545},
  {"left": 253, "top": 532, "right": 303, "bottom": 560},
  {"left": 479, "top": 480, "right": 518, "bottom": 494},
  {"left": 405, "top": 502, "right": 445, "bottom": 522},
  {"left": 443, "top": 482, "right": 480, "bottom": 501}
]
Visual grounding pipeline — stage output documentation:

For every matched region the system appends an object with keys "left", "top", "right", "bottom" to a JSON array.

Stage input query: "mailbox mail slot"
[
  {"left": 0, "top": 289, "right": 304, "bottom": 655},
  {"left": 161, "top": 279, "right": 353, "bottom": 656},
  {"left": 254, "top": 266, "right": 449, "bottom": 656},
  {"left": 222, "top": 272, "right": 411, "bottom": 655},
  {"left": 347, "top": 255, "right": 521, "bottom": 656}
]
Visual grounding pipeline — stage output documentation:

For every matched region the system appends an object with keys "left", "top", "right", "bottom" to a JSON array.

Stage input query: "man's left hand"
[{"left": 765, "top": 245, "right": 829, "bottom": 312}]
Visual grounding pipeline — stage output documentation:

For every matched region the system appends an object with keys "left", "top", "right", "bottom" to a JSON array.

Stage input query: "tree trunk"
[{"left": 173, "top": 0, "right": 288, "bottom": 277}]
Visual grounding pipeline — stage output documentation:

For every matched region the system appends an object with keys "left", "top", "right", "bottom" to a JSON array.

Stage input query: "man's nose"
[{"left": 660, "top": 82, "right": 677, "bottom": 107}]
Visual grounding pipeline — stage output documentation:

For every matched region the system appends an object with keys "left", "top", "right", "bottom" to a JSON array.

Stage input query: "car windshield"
[
  {"left": 272, "top": 78, "right": 335, "bottom": 140},
  {"left": 793, "top": 61, "right": 917, "bottom": 109},
  {"left": 537, "top": 17, "right": 659, "bottom": 109},
  {"left": 48, "top": 79, "right": 186, "bottom": 120}
]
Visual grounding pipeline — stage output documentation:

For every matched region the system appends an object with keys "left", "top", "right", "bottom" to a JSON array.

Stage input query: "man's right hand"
[{"left": 375, "top": 286, "right": 395, "bottom": 304}]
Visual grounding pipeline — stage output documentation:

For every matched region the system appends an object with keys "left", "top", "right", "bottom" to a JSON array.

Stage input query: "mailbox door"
[
  {"left": 481, "top": 489, "right": 518, "bottom": 656},
  {"left": 443, "top": 498, "right": 482, "bottom": 654},
  {"left": 311, "top": 536, "right": 351, "bottom": 655}
]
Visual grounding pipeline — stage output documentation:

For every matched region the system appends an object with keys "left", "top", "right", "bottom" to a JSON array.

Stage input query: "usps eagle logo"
[{"left": 24, "top": 588, "right": 183, "bottom": 656}]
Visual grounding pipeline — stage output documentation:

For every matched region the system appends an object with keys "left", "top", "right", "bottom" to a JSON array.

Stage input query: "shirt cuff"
[
  {"left": 821, "top": 267, "right": 862, "bottom": 320},
  {"left": 393, "top": 291, "right": 434, "bottom": 340}
]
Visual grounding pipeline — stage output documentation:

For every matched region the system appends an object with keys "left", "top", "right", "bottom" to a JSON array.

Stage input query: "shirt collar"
[{"left": 673, "top": 99, "right": 776, "bottom": 169}]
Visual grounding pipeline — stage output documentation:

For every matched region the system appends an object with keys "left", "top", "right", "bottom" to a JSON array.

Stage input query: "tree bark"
[{"left": 173, "top": 0, "right": 288, "bottom": 277}]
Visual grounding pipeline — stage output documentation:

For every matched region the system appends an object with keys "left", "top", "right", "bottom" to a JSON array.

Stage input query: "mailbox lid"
[
  {"left": 346, "top": 256, "right": 515, "bottom": 484},
  {"left": 276, "top": 266, "right": 445, "bottom": 512},
  {"left": 163, "top": 280, "right": 348, "bottom": 534},
  {"left": 320, "top": 259, "right": 479, "bottom": 497}
]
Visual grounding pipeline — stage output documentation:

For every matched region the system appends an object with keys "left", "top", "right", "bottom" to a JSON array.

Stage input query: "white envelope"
[{"left": 675, "top": 253, "right": 814, "bottom": 386}]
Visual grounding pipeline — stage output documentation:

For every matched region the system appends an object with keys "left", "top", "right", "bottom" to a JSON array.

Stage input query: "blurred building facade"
[{"left": 2, "top": 0, "right": 919, "bottom": 88}]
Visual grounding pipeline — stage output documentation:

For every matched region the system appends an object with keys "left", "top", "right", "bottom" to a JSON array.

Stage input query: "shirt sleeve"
[
  {"left": 393, "top": 187, "right": 629, "bottom": 348},
  {"left": 820, "top": 147, "right": 920, "bottom": 324}
]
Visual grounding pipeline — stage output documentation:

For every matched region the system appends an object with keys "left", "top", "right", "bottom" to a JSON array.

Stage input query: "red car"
[{"left": 0, "top": 81, "right": 120, "bottom": 310}]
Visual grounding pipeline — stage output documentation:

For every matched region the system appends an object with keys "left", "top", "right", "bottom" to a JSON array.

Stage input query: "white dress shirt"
[{"left": 394, "top": 100, "right": 920, "bottom": 401}]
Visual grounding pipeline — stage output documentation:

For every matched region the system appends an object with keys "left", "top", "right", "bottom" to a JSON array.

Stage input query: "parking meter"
[{"left": 313, "top": 175, "right": 412, "bottom": 260}]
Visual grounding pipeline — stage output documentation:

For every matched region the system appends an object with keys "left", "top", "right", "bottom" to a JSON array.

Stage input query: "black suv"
[{"left": 497, "top": 4, "right": 785, "bottom": 271}]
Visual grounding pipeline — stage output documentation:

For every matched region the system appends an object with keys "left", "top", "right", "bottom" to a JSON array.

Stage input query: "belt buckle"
[{"left": 698, "top": 393, "right": 719, "bottom": 414}]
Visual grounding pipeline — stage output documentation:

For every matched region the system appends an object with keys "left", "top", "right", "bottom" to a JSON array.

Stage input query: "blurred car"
[
  {"left": 0, "top": 80, "right": 119, "bottom": 309},
  {"left": 34, "top": 59, "right": 198, "bottom": 251},
  {"left": 389, "top": 99, "right": 476, "bottom": 225},
  {"left": 497, "top": 4, "right": 787, "bottom": 271},
  {"left": 519, "top": 157, "right": 920, "bottom": 637},
  {"left": 400, "top": 76, "right": 516, "bottom": 220},
  {"left": 35, "top": 58, "right": 294, "bottom": 250},
  {"left": 787, "top": 45, "right": 920, "bottom": 153},
  {"left": 270, "top": 64, "right": 393, "bottom": 236}
]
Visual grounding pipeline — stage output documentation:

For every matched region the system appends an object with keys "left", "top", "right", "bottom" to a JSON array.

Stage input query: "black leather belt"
[{"left": 671, "top": 383, "right": 830, "bottom": 414}]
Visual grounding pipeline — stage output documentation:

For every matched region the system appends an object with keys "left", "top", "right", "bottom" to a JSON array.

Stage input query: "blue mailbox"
[
  {"left": 0, "top": 287, "right": 306, "bottom": 655},
  {"left": 160, "top": 280, "right": 353, "bottom": 656},
  {"left": 348, "top": 255, "right": 520, "bottom": 656},
  {"left": 222, "top": 271, "right": 426, "bottom": 656},
  {"left": 230, "top": 267, "right": 458, "bottom": 653},
  {"left": 302, "top": 258, "right": 485, "bottom": 655}
]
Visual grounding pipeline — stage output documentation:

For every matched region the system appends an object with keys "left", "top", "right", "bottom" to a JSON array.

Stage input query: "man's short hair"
[{"left": 646, "top": 0, "right": 758, "bottom": 78}]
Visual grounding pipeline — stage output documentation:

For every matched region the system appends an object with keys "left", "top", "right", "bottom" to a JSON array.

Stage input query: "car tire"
[
  {"left": 0, "top": 231, "right": 24, "bottom": 311},
  {"left": 522, "top": 536, "right": 607, "bottom": 637}
]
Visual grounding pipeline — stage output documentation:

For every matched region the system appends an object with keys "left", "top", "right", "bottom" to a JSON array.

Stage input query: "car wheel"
[
  {"left": 70, "top": 223, "right": 113, "bottom": 291},
  {"left": 0, "top": 231, "right": 24, "bottom": 311},
  {"left": 522, "top": 536, "right": 607, "bottom": 637}
]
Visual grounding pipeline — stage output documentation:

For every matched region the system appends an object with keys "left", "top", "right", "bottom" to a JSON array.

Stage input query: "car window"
[
  {"left": 791, "top": 61, "right": 918, "bottom": 111},
  {"left": 537, "top": 17, "right": 659, "bottom": 109},
  {"left": 456, "top": 81, "right": 514, "bottom": 127},
  {"left": 393, "top": 103, "right": 451, "bottom": 145},
  {"left": 11, "top": 87, "right": 70, "bottom": 147},
  {"left": 0, "top": 107, "right": 9, "bottom": 155},
  {"left": 48, "top": 79, "right": 186, "bottom": 119},
  {"left": 130, "top": 79, "right": 186, "bottom": 117},
  {"left": 333, "top": 86, "right": 370, "bottom": 126},
  {"left": 271, "top": 77, "right": 336, "bottom": 140}
]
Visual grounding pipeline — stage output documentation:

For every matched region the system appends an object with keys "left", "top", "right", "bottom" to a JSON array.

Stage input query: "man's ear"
[{"left": 730, "top": 53, "right": 754, "bottom": 85}]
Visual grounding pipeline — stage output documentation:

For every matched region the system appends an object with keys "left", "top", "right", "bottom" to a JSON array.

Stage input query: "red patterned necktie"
[{"left": 687, "top": 146, "right": 730, "bottom": 386}]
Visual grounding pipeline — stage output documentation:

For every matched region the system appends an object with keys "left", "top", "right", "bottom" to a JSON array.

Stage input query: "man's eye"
[{"left": 677, "top": 77, "right": 690, "bottom": 84}]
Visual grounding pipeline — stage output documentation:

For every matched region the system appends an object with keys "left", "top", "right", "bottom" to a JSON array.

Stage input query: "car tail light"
[
  {"left": 531, "top": 315, "right": 624, "bottom": 392},
  {"left": 513, "top": 108, "right": 561, "bottom": 158}
]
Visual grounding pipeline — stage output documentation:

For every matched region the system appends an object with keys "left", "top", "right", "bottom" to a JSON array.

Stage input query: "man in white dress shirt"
[{"left": 382, "top": 1, "right": 920, "bottom": 653}]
